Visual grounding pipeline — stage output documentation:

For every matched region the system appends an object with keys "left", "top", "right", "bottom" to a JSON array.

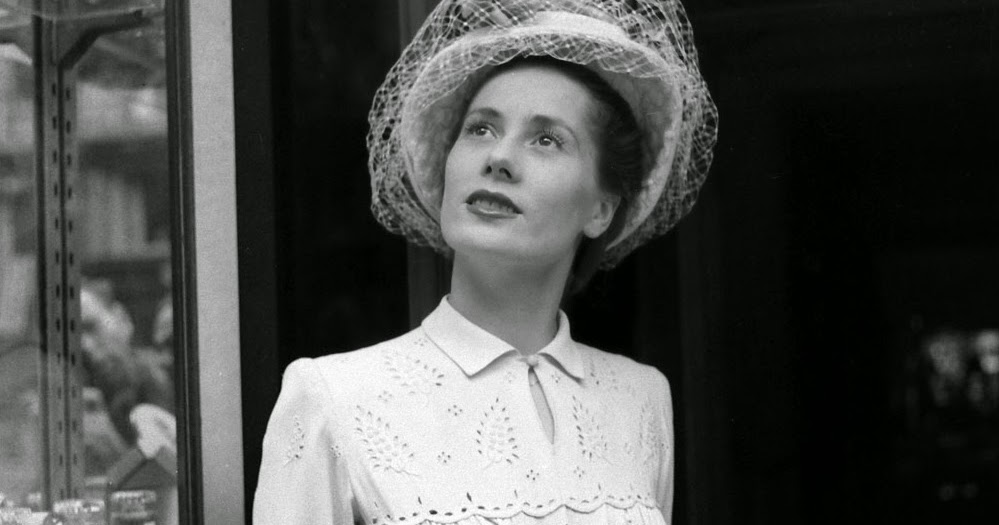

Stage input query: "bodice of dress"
[{"left": 253, "top": 298, "right": 674, "bottom": 525}]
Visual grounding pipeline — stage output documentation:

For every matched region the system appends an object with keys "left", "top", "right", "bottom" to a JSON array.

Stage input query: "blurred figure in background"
[
  {"left": 968, "top": 330, "right": 999, "bottom": 416},
  {"left": 80, "top": 279, "right": 175, "bottom": 474},
  {"left": 0, "top": 345, "right": 43, "bottom": 506}
]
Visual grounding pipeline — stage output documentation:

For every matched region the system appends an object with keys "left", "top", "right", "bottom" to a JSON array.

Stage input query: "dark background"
[{"left": 233, "top": 1, "right": 999, "bottom": 523}]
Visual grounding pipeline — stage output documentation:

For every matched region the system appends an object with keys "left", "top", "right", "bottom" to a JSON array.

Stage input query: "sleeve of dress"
[
  {"left": 654, "top": 371, "right": 675, "bottom": 525},
  {"left": 253, "top": 358, "right": 354, "bottom": 525}
]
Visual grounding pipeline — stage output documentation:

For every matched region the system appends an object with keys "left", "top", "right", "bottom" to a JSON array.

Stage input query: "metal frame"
[
  {"left": 164, "top": 0, "right": 202, "bottom": 522},
  {"left": 187, "top": 0, "right": 244, "bottom": 521},
  {"left": 31, "top": 7, "right": 149, "bottom": 508}
]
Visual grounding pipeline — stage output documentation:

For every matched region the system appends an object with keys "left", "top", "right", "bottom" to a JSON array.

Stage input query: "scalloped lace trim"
[{"left": 369, "top": 497, "right": 662, "bottom": 525}]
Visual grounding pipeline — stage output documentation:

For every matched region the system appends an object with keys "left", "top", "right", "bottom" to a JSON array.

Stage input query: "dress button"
[{"left": 519, "top": 354, "right": 540, "bottom": 368}]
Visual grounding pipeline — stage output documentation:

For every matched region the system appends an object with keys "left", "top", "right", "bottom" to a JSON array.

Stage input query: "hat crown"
[{"left": 527, "top": 11, "right": 627, "bottom": 39}]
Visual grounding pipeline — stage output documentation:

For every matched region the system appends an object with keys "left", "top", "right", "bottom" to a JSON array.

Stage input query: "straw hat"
[{"left": 368, "top": 0, "right": 717, "bottom": 267}]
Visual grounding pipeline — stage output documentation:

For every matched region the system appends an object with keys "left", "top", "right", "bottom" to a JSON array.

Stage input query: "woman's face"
[{"left": 440, "top": 64, "right": 618, "bottom": 268}]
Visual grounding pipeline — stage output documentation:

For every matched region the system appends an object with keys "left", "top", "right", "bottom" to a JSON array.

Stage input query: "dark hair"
[{"left": 473, "top": 56, "right": 645, "bottom": 295}]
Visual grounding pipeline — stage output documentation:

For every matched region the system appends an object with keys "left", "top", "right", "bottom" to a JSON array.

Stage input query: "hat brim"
[{"left": 399, "top": 15, "right": 688, "bottom": 248}]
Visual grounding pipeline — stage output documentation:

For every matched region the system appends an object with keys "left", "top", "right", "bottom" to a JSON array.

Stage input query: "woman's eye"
[
  {"left": 464, "top": 122, "right": 492, "bottom": 137},
  {"left": 536, "top": 130, "right": 563, "bottom": 148}
]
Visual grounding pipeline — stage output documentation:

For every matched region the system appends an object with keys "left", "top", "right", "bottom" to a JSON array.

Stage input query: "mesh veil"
[{"left": 367, "top": 0, "right": 718, "bottom": 268}]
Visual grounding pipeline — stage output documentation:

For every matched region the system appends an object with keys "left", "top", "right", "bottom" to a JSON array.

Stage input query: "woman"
[{"left": 254, "top": 1, "right": 716, "bottom": 524}]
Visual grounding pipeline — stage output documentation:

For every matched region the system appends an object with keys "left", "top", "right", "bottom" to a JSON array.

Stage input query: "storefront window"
[{"left": 0, "top": 2, "right": 179, "bottom": 522}]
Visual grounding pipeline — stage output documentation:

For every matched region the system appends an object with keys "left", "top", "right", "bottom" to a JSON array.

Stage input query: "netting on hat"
[{"left": 367, "top": 0, "right": 718, "bottom": 268}]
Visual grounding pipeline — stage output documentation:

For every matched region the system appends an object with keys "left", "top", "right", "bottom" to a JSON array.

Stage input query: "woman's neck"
[{"left": 447, "top": 253, "right": 570, "bottom": 355}]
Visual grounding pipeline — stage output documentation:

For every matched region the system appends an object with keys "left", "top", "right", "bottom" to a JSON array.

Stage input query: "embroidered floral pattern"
[
  {"left": 354, "top": 406, "right": 418, "bottom": 476},
  {"left": 378, "top": 390, "right": 394, "bottom": 403},
  {"left": 283, "top": 416, "right": 306, "bottom": 465},
  {"left": 572, "top": 396, "right": 609, "bottom": 461},
  {"left": 588, "top": 355, "right": 621, "bottom": 391},
  {"left": 331, "top": 442, "right": 344, "bottom": 459},
  {"left": 525, "top": 468, "right": 539, "bottom": 481},
  {"left": 639, "top": 398, "right": 663, "bottom": 463},
  {"left": 447, "top": 404, "right": 464, "bottom": 417},
  {"left": 384, "top": 349, "right": 445, "bottom": 397},
  {"left": 476, "top": 397, "right": 520, "bottom": 467},
  {"left": 573, "top": 465, "right": 586, "bottom": 479},
  {"left": 437, "top": 451, "right": 452, "bottom": 465}
]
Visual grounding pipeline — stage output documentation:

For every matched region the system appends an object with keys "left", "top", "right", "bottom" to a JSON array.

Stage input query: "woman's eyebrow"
[{"left": 464, "top": 107, "right": 501, "bottom": 121}]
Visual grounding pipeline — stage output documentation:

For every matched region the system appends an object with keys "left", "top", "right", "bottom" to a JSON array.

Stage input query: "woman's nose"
[
  {"left": 484, "top": 162, "right": 513, "bottom": 180},
  {"left": 484, "top": 142, "right": 517, "bottom": 181}
]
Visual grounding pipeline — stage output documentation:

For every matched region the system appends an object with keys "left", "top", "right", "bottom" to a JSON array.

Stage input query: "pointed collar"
[{"left": 421, "top": 296, "right": 585, "bottom": 380}]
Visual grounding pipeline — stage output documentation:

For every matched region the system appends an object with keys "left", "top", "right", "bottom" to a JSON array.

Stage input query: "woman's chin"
[
  {"left": 448, "top": 236, "right": 526, "bottom": 262},
  {"left": 448, "top": 236, "right": 572, "bottom": 272}
]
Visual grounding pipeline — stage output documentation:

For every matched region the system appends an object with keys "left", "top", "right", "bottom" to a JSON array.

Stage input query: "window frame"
[{"left": 185, "top": 0, "right": 245, "bottom": 523}]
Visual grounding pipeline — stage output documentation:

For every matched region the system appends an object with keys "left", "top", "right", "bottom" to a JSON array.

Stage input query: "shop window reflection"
[
  {"left": 1, "top": 7, "right": 178, "bottom": 522},
  {"left": 75, "top": 17, "right": 178, "bottom": 523},
  {"left": 0, "top": 42, "right": 41, "bottom": 510}
]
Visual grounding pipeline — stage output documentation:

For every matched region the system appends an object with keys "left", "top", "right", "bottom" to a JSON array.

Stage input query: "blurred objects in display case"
[
  {"left": 912, "top": 328, "right": 999, "bottom": 425},
  {"left": 899, "top": 324, "right": 999, "bottom": 513},
  {"left": 0, "top": 5, "right": 29, "bottom": 30},
  {"left": 0, "top": 36, "right": 43, "bottom": 504},
  {"left": 0, "top": 0, "right": 162, "bottom": 21},
  {"left": 1, "top": 2, "right": 178, "bottom": 521},
  {"left": 108, "top": 490, "right": 156, "bottom": 525},
  {"left": 50, "top": 499, "right": 104, "bottom": 525}
]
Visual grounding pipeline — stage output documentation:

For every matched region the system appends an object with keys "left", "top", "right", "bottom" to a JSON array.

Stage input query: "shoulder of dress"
[
  {"left": 310, "top": 327, "right": 425, "bottom": 368},
  {"left": 298, "top": 327, "right": 436, "bottom": 402},
  {"left": 574, "top": 343, "right": 668, "bottom": 384}
]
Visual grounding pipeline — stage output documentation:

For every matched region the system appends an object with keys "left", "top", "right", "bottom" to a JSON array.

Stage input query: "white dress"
[{"left": 253, "top": 297, "right": 675, "bottom": 525}]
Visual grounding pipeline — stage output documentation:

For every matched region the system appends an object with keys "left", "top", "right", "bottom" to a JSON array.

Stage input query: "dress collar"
[{"left": 421, "top": 296, "right": 585, "bottom": 380}]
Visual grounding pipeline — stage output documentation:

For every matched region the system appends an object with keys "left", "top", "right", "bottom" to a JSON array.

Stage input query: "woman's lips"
[{"left": 465, "top": 190, "right": 522, "bottom": 218}]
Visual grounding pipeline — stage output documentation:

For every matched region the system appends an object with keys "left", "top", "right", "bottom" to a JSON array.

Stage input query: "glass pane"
[
  {"left": 0, "top": 0, "right": 162, "bottom": 21},
  {"left": 0, "top": 4, "right": 30, "bottom": 29},
  {"left": 75, "top": 18, "right": 177, "bottom": 523},
  {"left": 0, "top": 42, "right": 42, "bottom": 508}
]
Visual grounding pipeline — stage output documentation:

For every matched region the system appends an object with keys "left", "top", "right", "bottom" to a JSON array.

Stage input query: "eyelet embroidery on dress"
[
  {"left": 525, "top": 468, "right": 539, "bottom": 481},
  {"left": 625, "top": 381, "right": 640, "bottom": 399},
  {"left": 355, "top": 406, "right": 419, "bottom": 476},
  {"left": 378, "top": 390, "right": 394, "bottom": 403},
  {"left": 572, "top": 396, "right": 609, "bottom": 461},
  {"left": 437, "top": 451, "right": 452, "bottom": 465},
  {"left": 503, "top": 369, "right": 518, "bottom": 384},
  {"left": 476, "top": 397, "right": 520, "bottom": 467},
  {"left": 383, "top": 349, "right": 445, "bottom": 397},
  {"left": 447, "top": 404, "right": 464, "bottom": 417},
  {"left": 573, "top": 465, "right": 586, "bottom": 479},
  {"left": 283, "top": 416, "right": 306, "bottom": 465},
  {"left": 639, "top": 398, "right": 663, "bottom": 463},
  {"left": 588, "top": 355, "right": 621, "bottom": 391},
  {"left": 331, "top": 442, "right": 344, "bottom": 459}
]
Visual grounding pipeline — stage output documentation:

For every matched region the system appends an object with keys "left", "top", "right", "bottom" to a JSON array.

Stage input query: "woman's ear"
[{"left": 582, "top": 193, "right": 621, "bottom": 239}]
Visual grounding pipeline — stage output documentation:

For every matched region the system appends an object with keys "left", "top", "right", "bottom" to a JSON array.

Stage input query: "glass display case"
[{"left": 0, "top": 0, "right": 238, "bottom": 522}]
